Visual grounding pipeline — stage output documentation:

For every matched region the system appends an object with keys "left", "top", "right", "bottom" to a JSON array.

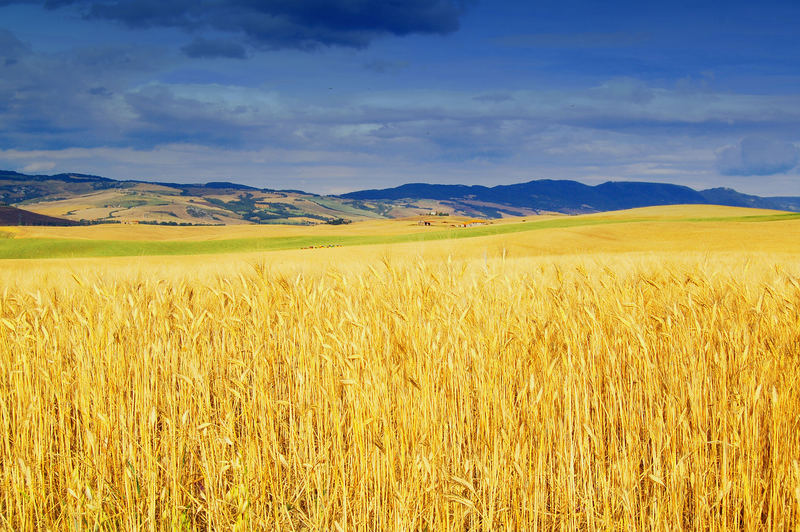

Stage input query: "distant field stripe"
[
  {"left": 683, "top": 212, "right": 800, "bottom": 223},
  {"left": 0, "top": 236, "right": 356, "bottom": 259},
  {"left": 0, "top": 212, "right": 797, "bottom": 259},
  {"left": 0, "top": 217, "right": 647, "bottom": 259}
]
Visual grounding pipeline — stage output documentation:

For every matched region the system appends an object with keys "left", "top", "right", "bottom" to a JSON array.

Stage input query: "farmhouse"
[{"left": 453, "top": 219, "right": 489, "bottom": 228}]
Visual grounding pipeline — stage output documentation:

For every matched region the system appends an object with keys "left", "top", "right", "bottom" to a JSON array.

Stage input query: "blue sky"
[{"left": 1, "top": 0, "right": 799, "bottom": 194}]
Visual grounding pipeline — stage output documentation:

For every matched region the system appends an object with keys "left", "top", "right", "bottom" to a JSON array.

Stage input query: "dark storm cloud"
[
  {"left": 181, "top": 38, "right": 247, "bottom": 59},
  {"left": 8, "top": 0, "right": 468, "bottom": 50}
]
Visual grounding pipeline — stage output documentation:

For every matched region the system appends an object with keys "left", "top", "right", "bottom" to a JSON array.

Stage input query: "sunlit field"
[{"left": 1, "top": 207, "right": 800, "bottom": 530}]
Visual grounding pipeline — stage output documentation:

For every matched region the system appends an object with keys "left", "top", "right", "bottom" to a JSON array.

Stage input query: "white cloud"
[
  {"left": 20, "top": 161, "right": 56, "bottom": 174},
  {"left": 4, "top": 68, "right": 800, "bottom": 194},
  {"left": 716, "top": 137, "right": 800, "bottom": 176}
]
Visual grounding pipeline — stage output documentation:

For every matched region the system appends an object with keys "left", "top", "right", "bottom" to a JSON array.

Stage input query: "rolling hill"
[
  {"left": 0, "top": 206, "right": 79, "bottom": 226},
  {"left": 2, "top": 169, "right": 799, "bottom": 225},
  {"left": 0, "top": 170, "right": 393, "bottom": 225}
]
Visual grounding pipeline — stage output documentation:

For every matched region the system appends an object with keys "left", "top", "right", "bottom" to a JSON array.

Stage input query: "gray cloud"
[
  {"left": 362, "top": 59, "right": 409, "bottom": 74},
  {"left": 0, "top": 28, "right": 28, "bottom": 59},
  {"left": 472, "top": 92, "right": 514, "bottom": 103},
  {"left": 6, "top": 0, "right": 468, "bottom": 51},
  {"left": 716, "top": 137, "right": 800, "bottom": 176},
  {"left": 0, "top": 30, "right": 169, "bottom": 149},
  {"left": 181, "top": 38, "right": 247, "bottom": 59},
  {"left": 123, "top": 85, "right": 263, "bottom": 148},
  {"left": 495, "top": 31, "right": 650, "bottom": 49}
]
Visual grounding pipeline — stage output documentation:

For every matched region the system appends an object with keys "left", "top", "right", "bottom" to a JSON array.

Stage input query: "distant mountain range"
[
  {"left": 1, "top": 169, "right": 798, "bottom": 225},
  {"left": 342, "top": 180, "right": 800, "bottom": 215}
]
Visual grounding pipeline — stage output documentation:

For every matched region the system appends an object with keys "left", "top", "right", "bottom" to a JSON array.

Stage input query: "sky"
[{"left": 1, "top": 1, "right": 800, "bottom": 195}]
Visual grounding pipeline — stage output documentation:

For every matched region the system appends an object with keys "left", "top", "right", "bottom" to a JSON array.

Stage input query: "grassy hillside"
[
  {"left": 0, "top": 206, "right": 79, "bottom": 226},
  {"left": 2, "top": 170, "right": 514, "bottom": 225},
  {"left": 20, "top": 184, "right": 391, "bottom": 225}
]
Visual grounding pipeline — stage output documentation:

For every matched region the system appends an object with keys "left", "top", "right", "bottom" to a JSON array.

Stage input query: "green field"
[{"left": 1, "top": 210, "right": 799, "bottom": 259}]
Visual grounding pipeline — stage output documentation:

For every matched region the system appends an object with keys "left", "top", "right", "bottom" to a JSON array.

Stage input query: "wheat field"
[
  {"left": 1, "top": 249, "right": 799, "bottom": 530},
  {"left": 2, "top": 209, "right": 800, "bottom": 530}
]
